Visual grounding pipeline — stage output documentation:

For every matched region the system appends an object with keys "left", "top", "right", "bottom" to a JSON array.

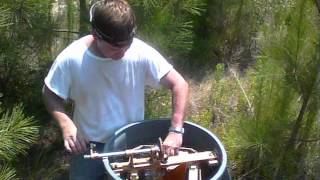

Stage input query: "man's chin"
[{"left": 111, "top": 56, "right": 124, "bottom": 60}]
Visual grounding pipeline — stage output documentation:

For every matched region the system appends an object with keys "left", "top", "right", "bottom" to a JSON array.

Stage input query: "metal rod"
[{"left": 84, "top": 146, "right": 160, "bottom": 159}]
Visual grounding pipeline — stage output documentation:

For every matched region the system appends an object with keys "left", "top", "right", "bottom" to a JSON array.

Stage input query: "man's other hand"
[{"left": 62, "top": 122, "right": 89, "bottom": 154}]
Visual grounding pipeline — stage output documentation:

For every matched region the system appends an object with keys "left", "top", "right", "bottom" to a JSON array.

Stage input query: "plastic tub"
[{"left": 103, "top": 119, "right": 231, "bottom": 180}]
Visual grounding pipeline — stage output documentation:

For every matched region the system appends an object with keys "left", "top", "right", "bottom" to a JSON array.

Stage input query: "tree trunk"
[
  {"left": 315, "top": 0, "right": 320, "bottom": 13},
  {"left": 79, "top": 0, "right": 89, "bottom": 36}
]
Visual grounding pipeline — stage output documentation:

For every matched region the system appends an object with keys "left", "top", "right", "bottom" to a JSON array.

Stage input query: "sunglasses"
[{"left": 93, "top": 23, "right": 134, "bottom": 48}]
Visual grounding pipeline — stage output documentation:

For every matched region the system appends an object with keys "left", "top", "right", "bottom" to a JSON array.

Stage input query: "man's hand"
[
  {"left": 62, "top": 121, "right": 89, "bottom": 154},
  {"left": 42, "top": 85, "right": 89, "bottom": 154},
  {"left": 163, "top": 132, "right": 183, "bottom": 156},
  {"left": 160, "top": 69, "right": 188, "bottom": 156}
]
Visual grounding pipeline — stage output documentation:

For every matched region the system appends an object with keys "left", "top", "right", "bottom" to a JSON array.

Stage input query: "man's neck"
[{"left": 84, "top": 35, "right": 107, "bottom": 58}]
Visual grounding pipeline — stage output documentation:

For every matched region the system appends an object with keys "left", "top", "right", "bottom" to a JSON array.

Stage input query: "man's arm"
[
  {"left": 42, "top": 85, "right": 88, "bottom": 154},
  {"left": 160, "top": 69, "right": 189, "bottom": 155}
]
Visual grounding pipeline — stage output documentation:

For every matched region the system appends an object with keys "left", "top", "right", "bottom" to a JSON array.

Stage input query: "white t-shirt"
[{"left": 45, "top": 36, "right": 173, "bottom": 142}]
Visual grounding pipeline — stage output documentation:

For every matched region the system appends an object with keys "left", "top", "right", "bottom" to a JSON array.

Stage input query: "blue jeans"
[{"left": 69, "top": 142, "right": 107, "bottom": 180}]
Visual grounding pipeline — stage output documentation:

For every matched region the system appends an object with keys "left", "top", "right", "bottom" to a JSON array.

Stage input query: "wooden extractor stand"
[{"left": 84, "top": 138, "right": 219, "bottom": 180}]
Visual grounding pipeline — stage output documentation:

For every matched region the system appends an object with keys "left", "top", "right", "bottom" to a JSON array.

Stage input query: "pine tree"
[{"left": 225, "top": 0, "right": 320, "bottom": 178}]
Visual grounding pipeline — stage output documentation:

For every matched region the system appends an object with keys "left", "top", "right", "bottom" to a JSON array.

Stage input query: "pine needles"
[
  {"left": 0, "top": 105, "right": 39, "bottom": 161},
  {"left": 130, "top": 0, "right": 205, "bottom": 58},
  {"left": 0, "top": 164, "right": 16, "bottom": 180},
  {"left": 0, "top": 105, "right": 39, "bottom": 179},
  {"left": 225, "top": 0, "right": 320, "bottom": 178},
  {"left": 0, "top": 7, "right": 12, "bottom": 27}
]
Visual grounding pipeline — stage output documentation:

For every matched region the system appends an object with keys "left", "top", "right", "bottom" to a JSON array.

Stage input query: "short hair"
[{"left": 90, "top": 0, "right": 136, "bottom": 44}]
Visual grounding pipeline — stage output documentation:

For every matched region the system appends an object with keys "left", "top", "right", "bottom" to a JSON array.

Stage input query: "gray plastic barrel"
[{"left": 103, "top": 119, "right": 230, "bottom": 180}]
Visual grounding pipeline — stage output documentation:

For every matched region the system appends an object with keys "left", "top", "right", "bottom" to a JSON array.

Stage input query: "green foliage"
[
  {"left": 226, "top": 60, "right": 300, "bottom": 178},
  {"left": 214, "top": 63, "right": 225, "bottom": 81},
  {"left": 224, "top": 0, "right": 320, "bottom": 178},
  {"left": 0, "top": 105, "right": 39, "bottom": 161},
  {"left": 0, "top": 164, "right": 16, "bottom": 180},
  {"left": 21, "top": 142, "right": 69, "bottom": 180},
  {"left": 1, "top": 0, "right": 54, "bottom": 45},
  {"left": 188, "top": 66, "right": 252, "bottom": 134},
  {"left": 0, "top": 6, "right": 11, "bottom": 27},
  {"left": 0, "top": 105, "right": 39, "bottom": 179},
  {"left": 145, "top": 88, "right": 172, "bottom": 119},
  {"left": 260, "top": 0, "right": 319, "bottom": 97},
  {"left": 129, "top": 0, "right": 206, "bottom": 59},
  {"left": 190, "top": 108, "right": 213, "bottom": 129},
  {"left": 189, "top": 0, "right": 258, "bottom": 72},
  {"left": 0, "top": 0, "right": 54, "bottom": 118}
]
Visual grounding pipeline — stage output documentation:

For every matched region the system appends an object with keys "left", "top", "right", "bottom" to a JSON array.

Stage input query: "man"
[{"left": 42, "top": 0, "right": 189, "bottom": 179}]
